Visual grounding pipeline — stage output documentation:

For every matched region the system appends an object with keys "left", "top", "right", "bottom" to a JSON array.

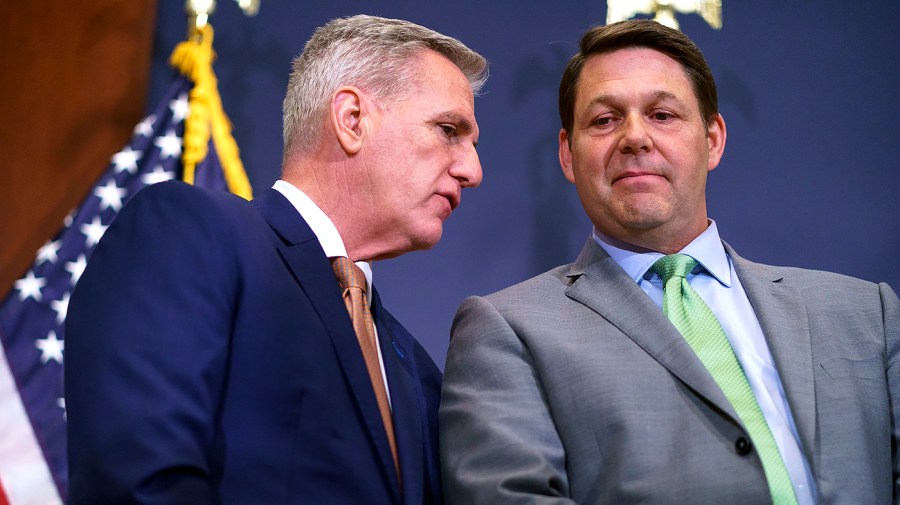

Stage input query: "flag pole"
[
  {"left": 169, "top": 24, "right": 252, "bottom": 199},
  {"left": 176, "top": 0, "right": 255, "bottom": 199}
]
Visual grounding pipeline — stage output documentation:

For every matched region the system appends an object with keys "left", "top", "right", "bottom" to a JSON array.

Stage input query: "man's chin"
[
  {"left": 378, "top": 228, "right": 443, "bottom": 260},
  {"left": 414, "top": 228, "right": 443, "bottom": 251},
  {"left": 613, "top": 201, "right": 672, "bottom": 230}
]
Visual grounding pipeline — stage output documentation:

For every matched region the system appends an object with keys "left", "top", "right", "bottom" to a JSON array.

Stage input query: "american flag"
[{"left": 0, "top": 74, "right": 236, "bottom": 504}]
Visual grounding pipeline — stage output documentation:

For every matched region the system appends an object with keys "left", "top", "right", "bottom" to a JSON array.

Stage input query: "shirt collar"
[
  {"left": 272, "top": 180, "right": 373, "bottom": 288},
  {"left": 592, "top": 219, "right": 732, "bottom": 287}
]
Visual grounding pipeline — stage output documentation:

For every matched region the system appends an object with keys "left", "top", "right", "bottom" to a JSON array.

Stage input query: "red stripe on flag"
[{"left": 0, "top": 477, "right": 11, "bottom": 505}]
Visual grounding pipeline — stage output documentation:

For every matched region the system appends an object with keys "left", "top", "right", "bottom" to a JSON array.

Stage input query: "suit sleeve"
[
  {"left": 65, "top": 182, "right": 238, "bottom": 505},
  {"left": 440, "top": 296, "right": 576, "bottom": 504},
  {"left": 883, "top": 283, "right": 900, "bottom": 503}
]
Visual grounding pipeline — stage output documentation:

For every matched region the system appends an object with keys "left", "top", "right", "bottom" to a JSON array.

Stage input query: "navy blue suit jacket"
[{"left": 66, "top": 181, "right": 443, "bottom": 504}]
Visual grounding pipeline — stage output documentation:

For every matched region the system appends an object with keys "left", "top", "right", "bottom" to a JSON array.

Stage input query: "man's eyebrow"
[
  {"left": 587, "top": 90, "right": 685, "bottom": 107},
  {"left": 648, "top": 91, "right": 684, "bottom": 104},
  {"left": 435, "top": 111, "right": 479, "bottom": 146},
  {"left": 435, "top": 112, "right": 475, "bottom": 133}
]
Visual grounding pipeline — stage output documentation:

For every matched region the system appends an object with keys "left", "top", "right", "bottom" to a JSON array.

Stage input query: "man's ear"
[
  {"left": 707, "top": 113, "right": 727, "bottom": 172},
  {"left": 330, "top": 86, "right": 366, "bottom": 155},
  {"left": 559, "top": 129, "right": 576, "bottom": 183}
]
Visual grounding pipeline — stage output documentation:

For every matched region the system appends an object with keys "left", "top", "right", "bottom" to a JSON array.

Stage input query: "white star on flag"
[
  {"left": 65, "top": 254, "right": 88, "bottom": 286},
  {"left": 50, "top": 293, "right": 70, "bottom": 326},
  {"left": 170, "top": 93, "right": 189, "bottom": 122},
  {"left": 58, "top": 398, "right": 67, "bottom": 420},
  {"left": 15, "top": 271, "right": 46, "bottom": 302},
  {"left": 142, "top": 165, "right": 176, "bottom": 186},
  {"left": 111, "top": 146, "right": 143, "bottom": 175},
  {"left": 94, "top": 180, "right": 127, "bottom": 212},
  {"left": 80, "top": 216, "right": 108, "bottom": 248},
  {"left": 154, "top": 130, "right": 183, "bottom": 159},
  {"left": 36, "top": 240, "right": 61, "bottom": 265},
  {"left": 133, "top": 114, "right": 156, "bottom": 137},
  {"left": 35, "top": 331, "right": 64, "bottom": 364}
]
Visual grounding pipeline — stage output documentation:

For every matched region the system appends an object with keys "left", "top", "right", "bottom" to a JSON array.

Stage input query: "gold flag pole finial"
[
  {"left": 186, "top": 0, "right": 215, "bottom": 36},
  {"left": 606, "top": 0, "right": 722, "bottom": 31}
]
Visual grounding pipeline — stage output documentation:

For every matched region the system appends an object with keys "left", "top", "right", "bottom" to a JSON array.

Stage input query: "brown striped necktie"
[{"left": 331, "top": 256, "right": 400, "bottom": 482}]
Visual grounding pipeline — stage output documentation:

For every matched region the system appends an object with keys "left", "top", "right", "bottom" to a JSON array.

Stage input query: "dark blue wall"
[{"left": 150, "top": 0, "right": 900, "bottom": 368}]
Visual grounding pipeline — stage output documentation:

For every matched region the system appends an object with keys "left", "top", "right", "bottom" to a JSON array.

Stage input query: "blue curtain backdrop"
[{"left": 149, "top": 1, "right": 900, "bottom": 367}]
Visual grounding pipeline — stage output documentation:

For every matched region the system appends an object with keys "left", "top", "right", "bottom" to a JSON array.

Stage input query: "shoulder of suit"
[
  {"left": 481, "top": 263, "right": 573, "bottom": 306},
  {"left": 135, "top": 179, "right": 247, "bottom": 207},
  {"left": 122, "top": 181, "right": 273, "bottom": 252},
  {"left": 736, "top": 254, "right": 882, "bottom": 292},
  {"left": 132, "top": 180, "right": 258, "bottom": 222}
]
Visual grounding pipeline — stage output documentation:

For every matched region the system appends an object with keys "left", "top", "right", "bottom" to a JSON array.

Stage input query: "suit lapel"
[
  {"left": 564, "top": 238, "right": 742, "bottom": 424},
  {"left": 371, "top": 289, "right": 429, "bottom": 505},
  {"left": 253, "top": 189, "right": 401, "bottom": 500},
  {"left": 726, "top": 243, "right": 817, "bottom": 462}
]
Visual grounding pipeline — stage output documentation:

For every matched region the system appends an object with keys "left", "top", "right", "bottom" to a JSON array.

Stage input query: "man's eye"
[
  {"left": 652, "top": 112, "right": 674, "bottom": 121},
  {"left": 593, "top": 117, "right": 613, "bottom": 126},
  {"left": 440, "top": 124, "right": 457, "bottom": 138}
]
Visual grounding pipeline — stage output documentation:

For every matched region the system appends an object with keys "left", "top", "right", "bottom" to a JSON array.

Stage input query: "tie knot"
[
  {"left": 331, "top": 256, "right": 367, "bottom": 292},
  {"left": 651, "top": 253, "right": 698, "bottom": 284}
]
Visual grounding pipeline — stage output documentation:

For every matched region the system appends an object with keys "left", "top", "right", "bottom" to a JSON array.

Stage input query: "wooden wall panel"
[{"left": 0, "top": 0, "right": 157, "bottom": 294}]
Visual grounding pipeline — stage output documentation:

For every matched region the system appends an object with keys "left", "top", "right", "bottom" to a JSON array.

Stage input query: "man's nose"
[
  {"left": 618, "top": 113, "right": 652, "bottom": 154},
  {"left": 453, "top": 145, "right": 483, "bottom": 188}
]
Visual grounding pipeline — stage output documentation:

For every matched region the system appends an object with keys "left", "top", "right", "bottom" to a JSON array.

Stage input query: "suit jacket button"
[{"left": 735, "top": 436, "right": 752, "bottom": 456}]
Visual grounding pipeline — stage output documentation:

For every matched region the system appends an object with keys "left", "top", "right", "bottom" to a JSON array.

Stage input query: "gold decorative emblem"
[{"left": 606, "top": 0, "right": 722, "bottom": 30}]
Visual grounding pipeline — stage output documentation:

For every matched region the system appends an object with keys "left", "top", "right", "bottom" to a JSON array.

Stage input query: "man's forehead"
[
  {"left": 576, "top": 48, "right": 695, "bottom": 101},
  {"left": 583, "top": 47, "right": 684, "bottom": 80}
]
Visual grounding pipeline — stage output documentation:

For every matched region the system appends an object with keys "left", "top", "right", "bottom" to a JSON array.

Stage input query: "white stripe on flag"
[{"left": 0, "top": 344, "right": 62, "bottom": 505}]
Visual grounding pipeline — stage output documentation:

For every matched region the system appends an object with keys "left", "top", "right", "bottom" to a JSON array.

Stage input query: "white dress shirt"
[
  {"left": 593, "top": 221, "right": 816, "bottom": 504},
  {"left": 273, "top": 180, "right": 391, "bottom": 406}
]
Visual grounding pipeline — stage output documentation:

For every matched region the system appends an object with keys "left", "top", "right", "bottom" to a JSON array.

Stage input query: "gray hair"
[{"left": 282, "top": 14, "right": 488, "bottom": 160}]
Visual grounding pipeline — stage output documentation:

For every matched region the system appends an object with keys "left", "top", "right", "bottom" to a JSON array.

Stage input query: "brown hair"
[{"left": 559, "top": 19, "right": 718, "bottom": 134}]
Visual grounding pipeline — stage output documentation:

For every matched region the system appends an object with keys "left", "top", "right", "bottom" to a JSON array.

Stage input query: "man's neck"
[{"left": 596, "top": 219, "right": 711, "bottom": 255}]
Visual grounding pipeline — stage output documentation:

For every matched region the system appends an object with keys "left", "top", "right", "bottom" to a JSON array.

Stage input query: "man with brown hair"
[{"left": 440, "top": 19, "right": 898, "bottom": 504}]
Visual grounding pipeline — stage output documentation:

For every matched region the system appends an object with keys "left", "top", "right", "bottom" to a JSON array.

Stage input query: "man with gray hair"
[{"left": 66, "top": 14, "right": 486, "bottom": 504}]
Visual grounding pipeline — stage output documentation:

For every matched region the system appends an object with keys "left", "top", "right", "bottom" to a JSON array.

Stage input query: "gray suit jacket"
[{"left": 440, "top": 238, "right": 899, "bottom": 504}]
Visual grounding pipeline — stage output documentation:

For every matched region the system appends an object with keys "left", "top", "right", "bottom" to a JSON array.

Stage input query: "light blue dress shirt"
[{"left": 593, "top": 221, "right": 816, "bottom": 505}]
